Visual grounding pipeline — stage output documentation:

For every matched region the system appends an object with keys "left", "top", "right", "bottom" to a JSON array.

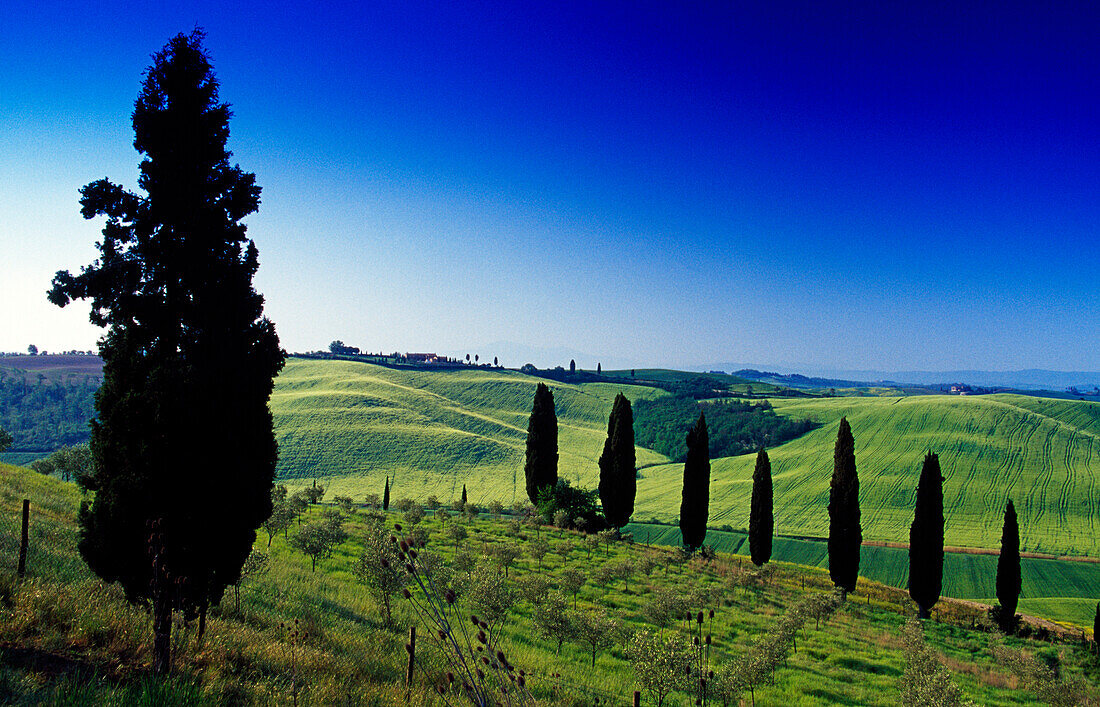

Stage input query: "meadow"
[
  {"left": 270, "top": 359, "right": 669, "bottom": 504},
  {"left": 2, "top": 462, "right": 1095, "bottom": 705},
  {"left": 635, "top": 394, "right": 1100, "bottom": 557}
]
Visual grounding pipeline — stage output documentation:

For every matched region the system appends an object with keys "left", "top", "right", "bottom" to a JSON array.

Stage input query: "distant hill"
[
  {"left": 703, "top": 361, "right": 1100, "bottom": 391},
  {"left": 270, "top": 358, "right": 669, "bottom": 504}
]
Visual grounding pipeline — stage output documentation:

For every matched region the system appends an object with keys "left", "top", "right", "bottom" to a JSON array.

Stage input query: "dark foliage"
[
  {"left": 536, "top": 479, "right": 606, "bottom": 532},
  {"left": 524, "top": 383, "right": 558, "bottom": 504},
  {"left": 749, "top": 448, "right": 773, "bottom": 566},
  {"left": 996, "top": 500, "right": 1021, "bottom": 632},
  {"left": 461, "top": 483, "right": 468, "bottom": 505},
  {"left": 47, "top": 29, "right": 284, "bottom": 642},
  {"left": 633, "top": 396, "right": 814, "bottom": 463},
  {"left": 908, "top": 452, "right": 944, "bottom": 618},
  {"left": 598, "top": 393, "right": 636, "bottom": 528},
  {"left": 679, "top": 413, "right": 710, "bottom": 550},
  {"left": 383, "top": 476, "right": 390, "bottom": 511},
  {"left": 828, "top": 417, "right": 861, "bottom": 594},
  {"left": 0, "top": 377, "right": 96, "bottom": 451}
]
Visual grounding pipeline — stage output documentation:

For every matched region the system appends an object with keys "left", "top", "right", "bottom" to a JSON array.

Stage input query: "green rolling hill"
[
  {"left": 271, "top": 358, "right": 668, "bottom": 504},
  {"left": 636, "top": 394, "right": 1100, "bottom": 557}
]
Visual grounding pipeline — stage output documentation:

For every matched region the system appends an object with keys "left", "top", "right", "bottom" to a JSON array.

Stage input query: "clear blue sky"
[{"left": 3, "top": 1, "right": 1100, "bottom": 370}]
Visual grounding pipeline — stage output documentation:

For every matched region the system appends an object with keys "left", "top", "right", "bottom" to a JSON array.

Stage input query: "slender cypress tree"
[
  {"left": 828, "top": 417, "right": 861, "bottom": 596},
  {"left": 383, "top": 476, "right": 390, "bottom": 511},
  {"left": 598, "top": 393, "right": 636, "bottom": 528},
  {"left": 908, "top": 452, "right": 944, "bottom": 618},
  {"left": 47, "top": 30, "right": 283, "bottom": 672},
  {"left": 524, "top": 383, "right": 558, "bottom": 504},
  {"left": 679, "top": 413, "right": 710, "bottom": 550},
  {"left": 749, "top": 448, "right": 773, "bottom": 566},
  {"left": 996, "top": 499, "right": 1021, "bottom": 633},
  {"left": 462, "top": 484, "right": 468, "bottom": 506},
  {"left": 1093, "top": 603, "right": 1099, "bottom": 653}
]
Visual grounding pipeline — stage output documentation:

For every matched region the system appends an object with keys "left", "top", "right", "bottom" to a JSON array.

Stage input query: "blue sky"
[{"left": 3, "top": 2, "right": 1100, "bottom": 370}]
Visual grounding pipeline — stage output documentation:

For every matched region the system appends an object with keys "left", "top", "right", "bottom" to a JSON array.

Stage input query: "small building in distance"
[{"left": 406, "top": 352, "right": 445, "bottom": 364}]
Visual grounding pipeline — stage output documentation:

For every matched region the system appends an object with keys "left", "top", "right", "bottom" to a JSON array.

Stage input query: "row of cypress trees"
[{"left": 525, "top": 387, "right": 1028, "bottom": 627}]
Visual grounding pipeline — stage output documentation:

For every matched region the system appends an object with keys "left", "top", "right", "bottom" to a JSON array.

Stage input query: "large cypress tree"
[
  {"left": 598, "top": 393, "right": 636, "bottom": 528},
  {"left": 679, "top": 413, "right": 710, "bottom": 550},
  {"left": 908, "top": 452, "right": 944, "bottom": 618},
  {"left": 47, "top": 30, "right": 284, "bottom": 673},
  {"left": 524, "top": 383, "right": 558, "bottom": 504},
  {"left": 383, "top": 476, "right": 390, "bottom": 511},
  {"left": 749, "top": 447, "right": 773, "bottom": 566},
  {"left": 828, "top": 417, "right": 861, "bottom": 596},
  {"left": 995, "top": 499, "right": 1021, "bottom": 633}
]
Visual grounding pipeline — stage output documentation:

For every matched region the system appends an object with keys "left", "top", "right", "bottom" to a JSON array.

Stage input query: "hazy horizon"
[{"left": 5, "top": 3, "right": 1100, "bottom": 372}]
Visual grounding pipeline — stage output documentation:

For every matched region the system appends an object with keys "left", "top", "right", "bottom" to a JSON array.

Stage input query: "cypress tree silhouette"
[
  {"left": 749, "top": 448, "right": 773, "bottom": 566},
  {"left": 569, "top": 359, "right": 576, "bottom": 373},
  {"left": 1094, "top": 603, "right": 1099, "bottom": 653},
  {"left": 462, "top": 484, "right": 468, "bottom": 506},
  {"left": 598, "top": 393, "right": 636, "bottom": 528},
  {"left": 47, "top": 29, "right": 283, "bottom": 672},
  {"left": 908, "top": 452, "right": 944, "bottom": 618},
  {"left": 996, "top": 499, "right": 1021, "bottom": 633},
  {"left": 524, "top": 383, "right": 558, "bottom": 504},
  {"left": 679, "top": 413, "right": 710, "bottom": 550},
  {"left": 383, "top": 476, "right": 390, "bottom": 511},
  {"left": 828, "top": 417, "right": 861, "bottom": 596}
]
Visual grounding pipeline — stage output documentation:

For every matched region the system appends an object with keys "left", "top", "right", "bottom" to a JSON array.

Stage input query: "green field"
[
  {"left": 3, "top": 462, "right": 1095, "bottom": 705},
  {"left": 635, "top": 395, "right": 1100, "bottom": 557},
  {"left": 271, "top": 358, "right": 668, "bottom": 504},
  {"left": 272, "top": 361, "right": 1100, "bottom": 558}
]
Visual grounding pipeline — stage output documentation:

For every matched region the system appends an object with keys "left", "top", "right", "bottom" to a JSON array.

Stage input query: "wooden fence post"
[{"left": 18, "top": 499, "right": 29, "bottom": 579}]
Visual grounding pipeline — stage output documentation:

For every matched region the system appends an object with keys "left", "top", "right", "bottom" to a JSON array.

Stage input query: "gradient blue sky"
[{"left": 3, "top": 2, "right": 1100, "bottom": 370}]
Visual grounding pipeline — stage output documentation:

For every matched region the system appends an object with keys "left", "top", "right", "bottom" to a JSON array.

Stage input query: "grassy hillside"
[
  {"left": 635, "top": 394, "right": 1100, "bottom": 557},
  {"left": 2, "top": 462, "right": 1095, "bottom": 705},
  {"left": 271, "top": 359, "right": 668, "bottom": 503},
  {"left": 625, "top": 523, "right": 1100, "bottom": 628}
]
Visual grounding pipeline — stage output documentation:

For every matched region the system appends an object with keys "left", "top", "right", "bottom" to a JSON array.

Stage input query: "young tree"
[
  {"left": 290, "top": 521, "right": 338, "bottom": 572},
  {"left": 262, "top": 500, "right": 294, "bottom": 547},
  {"left": 599, "top": 392, "right": 637, "bottom": 528},
  {"left": 524, "top": 383, "right": 558, "bottom": 504},
  {"left": 46, "top": 30, "right": 284, "bottom": 671},
  {"left": 909, "top": 452, "right": 945, "bottom": 619},
  {"left": 573, "top": 607, "right": 621, "bottom": 667},
  {"left": 828, "top": 417, "right": 861, "bottom": 596},
  {"left": 995, "top": 499, "right": 1021, "bottom": 633},
  {"left": 680, "top": 413, "right": 710, "bottom": 550},
  {"left": 530, "top": 538, "right": 550, "bottom": 570},
  {"left": 749, "top": 448, "right": 773, "bottom": 567},
  {"left": 304, "top": 479, "right": 325, "bottom": 504},
  {"left": 464, "top": 563, "right": 517, "bottom": 639},
  {"left": 533, "top": 590, "right": 575, "bottom": 653},
  {"left": 559, "top": 567, "right": 586, "bottom": 609},
  {"left": 628, "top": 630, "right": 693, "bottom": 707},
  {"left": 461, "top": 483, "right": 468, "bottom": 506},
  {"left": 355, "top": 518, "right": 406, "bottom": 626}
]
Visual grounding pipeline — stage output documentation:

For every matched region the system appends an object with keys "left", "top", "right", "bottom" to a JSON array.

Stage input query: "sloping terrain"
[
  {"left": 635, "top": 395, "right": 1100, "bottom": 556},
  {"left": 271, "top": 358, "right": 668, "bottom": 503}
]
